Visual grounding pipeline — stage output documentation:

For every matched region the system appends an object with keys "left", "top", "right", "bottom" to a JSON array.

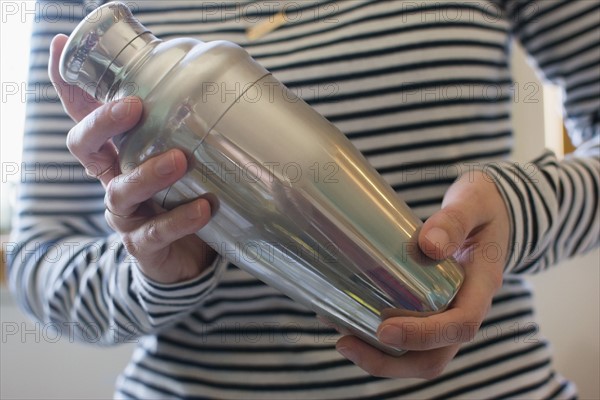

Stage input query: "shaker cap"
[{"left": 59, "top": 2, "right": 152, "bottom": 100}]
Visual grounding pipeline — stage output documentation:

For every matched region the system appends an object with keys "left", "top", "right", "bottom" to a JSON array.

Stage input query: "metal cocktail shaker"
[{"left": 60, "top": 2, "right": 464, "bottom": 355}]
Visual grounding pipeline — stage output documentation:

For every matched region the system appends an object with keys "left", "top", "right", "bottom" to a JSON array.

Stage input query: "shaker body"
[{"left": 161, "top": 74, "right": 464, "bottom": 354}]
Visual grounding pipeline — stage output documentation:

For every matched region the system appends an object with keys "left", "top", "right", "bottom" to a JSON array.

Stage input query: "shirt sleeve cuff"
[
  {"left": 482, "top": 158, "right": 551, "bottom": 274},
  {"left": 131, "top": 255, "right": 227, "bottom": 317}
]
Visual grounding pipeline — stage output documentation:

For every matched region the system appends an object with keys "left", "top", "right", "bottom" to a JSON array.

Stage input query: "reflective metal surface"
[{"left": 61, "top": 2, "right": 464, "bottom": 355}]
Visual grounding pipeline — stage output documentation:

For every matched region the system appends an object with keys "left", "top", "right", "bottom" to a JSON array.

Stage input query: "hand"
[
  {"left": 336, "top": 170, "right": 510, "bottom": 378},
  {"left": 49, "top": 34, "right": 216, "bottom": 284}
]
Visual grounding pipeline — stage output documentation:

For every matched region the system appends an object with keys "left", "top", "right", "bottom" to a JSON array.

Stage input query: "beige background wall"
[{"left": 511, "top": 42, "right": 600, "bottom": 400}]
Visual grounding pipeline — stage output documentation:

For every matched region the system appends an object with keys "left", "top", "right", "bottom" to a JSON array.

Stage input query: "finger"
[
  {"left": 67, "top": 96, "right": 143, "bottom": 187},
  {"left": 48, "top": 34, "right": 101, "bottom": 122},
  {"left": 418, "top": 173, "right": 491, "bottom": 260},
  {"left": 377, "top": 257, "right": 497, "bottom": 351},
  {"left": 119, "top": 198, "right": 212, "bottom": 259},
  {"left": 104, "top": 149, "right": 187, "bottom": 219},
  {"left": 337, "top": 335, "right": 460, "bottom": 379}
]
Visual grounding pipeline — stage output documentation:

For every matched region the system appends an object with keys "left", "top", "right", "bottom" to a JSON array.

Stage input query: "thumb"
[
  {"left": 418, "top": 178, "right": 484, "bottom": 260},
  {"left": 419, "top": 209, "right": 472, "bottom": 260}
]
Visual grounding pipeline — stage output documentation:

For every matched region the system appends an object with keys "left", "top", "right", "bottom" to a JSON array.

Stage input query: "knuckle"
[
  {"left": 443, "top": 321, "right": 477, "bottom": 344},
  {"left": 419, "top": 360, "right": 447, "bottom": 380},
  {"left": 122, "top": 234, "right": 139, "bottom": 256},
  {"left": 66, "top": 126, "right": 80, "bottom": 154},
  {"left": 104, "top": 179, "right": 120, "bottom": 209},
  {"left": 489, "top": 270, "right": 504, "bottom": 292},
  {"left": 127, "top": 163, "right": 143, "bottom": 184},
  {"left": 363, "top": 361, "right": 388, "bottom": 378},
  {"left": 361, "top": 353, "right": 391, "bottom": 378},
  {"left": 104, "top": 209, "right": 117, "bottom": 230},
  {"left": 82, "top": 107, "right": 102, "bottom": 132},
  {"left": 371, "top": 366, "right": 391, "bottom": 379},
  {"left": 462, "top": 324, "right": 478, "bottom": 343},
  {"left": 143, "top": 220, "right": 163, "bottom": 245},
  {"left": 443, "top": 208, "right": 469, "bottom": 240}
]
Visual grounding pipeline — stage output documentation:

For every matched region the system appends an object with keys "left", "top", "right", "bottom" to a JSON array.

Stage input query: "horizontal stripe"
[{"left": 10, "top": 0, "right": 597, "bottom": 398}]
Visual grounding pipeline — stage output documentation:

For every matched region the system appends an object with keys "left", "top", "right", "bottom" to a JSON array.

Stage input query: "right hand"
[{"left": 49, "top": 34, "right": 217, "bottom": 284}]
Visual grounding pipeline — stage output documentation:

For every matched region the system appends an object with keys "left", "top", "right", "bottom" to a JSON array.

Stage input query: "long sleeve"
[
  {"left": 490, "top": 0, "right": 599, "bottom": 274},
  {"left": 6, "top": 0, "right": 226, "bottom": 346}
]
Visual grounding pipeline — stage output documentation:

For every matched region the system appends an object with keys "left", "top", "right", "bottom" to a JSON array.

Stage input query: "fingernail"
[
  {"left": 425, "top": 227, "right": 449, "bottom": 249},
  {"left": 188, "top": 200, "right": 203, "bottom": 219},
  {"left": 111, "top": 100, "right": 131, "bottom": 121},
  {"left": 378, "top": 325, "right": 402, "bottom": 345},
  {"left": 337, "top": 346, "right": 360, "bottom": 365},
  {"left": 155, "top": 153, "right": 176, "bottom": 176}
]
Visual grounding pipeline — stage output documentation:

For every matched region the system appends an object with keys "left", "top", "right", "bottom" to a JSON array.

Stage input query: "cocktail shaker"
[{"left": 60, "top": 2, "right": 464, "bottom": 355}]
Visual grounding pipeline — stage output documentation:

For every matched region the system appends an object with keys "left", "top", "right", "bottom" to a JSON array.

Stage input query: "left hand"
[{"left": 336, "top": 170, "right": 510, "bottom": 378}]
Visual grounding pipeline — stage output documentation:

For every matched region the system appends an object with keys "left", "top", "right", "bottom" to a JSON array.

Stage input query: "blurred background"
[{"left": 1, "top": 7, "right": 598, "bottom": 400}]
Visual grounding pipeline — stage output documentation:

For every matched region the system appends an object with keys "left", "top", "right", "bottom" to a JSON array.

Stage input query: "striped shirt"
[{"left": 8, "top": 0, "right": 599, "bottom": 398}]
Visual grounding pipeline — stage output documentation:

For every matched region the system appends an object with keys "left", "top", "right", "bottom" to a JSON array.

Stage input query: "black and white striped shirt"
[{"left": 9, "top": 0, "right": 599, "bottom": 398}]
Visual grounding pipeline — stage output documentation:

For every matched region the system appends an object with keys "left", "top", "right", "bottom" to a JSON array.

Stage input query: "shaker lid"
[{"left": 59, "top": 1, "right": 151, "bottom": 99}]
